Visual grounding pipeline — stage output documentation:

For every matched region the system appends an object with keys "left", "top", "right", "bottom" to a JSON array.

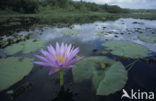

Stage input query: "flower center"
[{"left": 53, "top": 55, "right": 67, "bottom": 65}]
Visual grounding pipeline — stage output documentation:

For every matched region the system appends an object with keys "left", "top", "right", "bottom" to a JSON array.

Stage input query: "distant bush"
[
  {"left": 102, "top": 4, "right": 123, "bottom": 13},
  {"left": 0, "top": 0, "right": 39, "bottom": 13}
]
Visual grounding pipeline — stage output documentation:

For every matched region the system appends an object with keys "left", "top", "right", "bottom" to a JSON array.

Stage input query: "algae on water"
[
  {"left": 102, "top": 40, "right": 150, "bottom": 58},
  {"left": 0, "top": 57, "right": 34, "bottom": 91},
  {"left": 138, "top": 36, "right": 156, "bottom": 43},
  {"left": 62, "top": 29, "right": 80, "bottom": 35},
  {"left": 72, "top": 56, "right": 127, "bottom": 95}
]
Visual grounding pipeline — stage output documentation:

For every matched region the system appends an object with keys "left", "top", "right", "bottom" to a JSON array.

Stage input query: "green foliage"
[
  {"left": 96, "top": 62, "right": 127, "bottom": 95},
  {"left": 61, "top": 29, "right": 80, "bottom": 35},
  {"left": 0, "top": 0, "right": 39, "bottom": 13},
  {"left": 102, "top": 4, "right": 125, "bottom": 13},
  {"left": 72, "top": 56, "right": 128, "bottom": 95},
  {"left": 0, "top": 0, "right": 127, "bottom": 14},
  {"left": 102, "top": 40, "right": 150, "bottom": 58},
  {"left": 4, "top": 39, "right": 46, "bottom": 55},
  {"left": 138, "top": 36, "right": 156, "bottom": 43},
  {"left": 0, "top": 57, "right": 34, "bottom": 91}
]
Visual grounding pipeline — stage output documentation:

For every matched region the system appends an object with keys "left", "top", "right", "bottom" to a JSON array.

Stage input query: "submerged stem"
[
  {"left": 59, "top": 69, "right": 64, "bottom": 87},
  {"left": 126, "top": 60, "right": 139, "bottom": 71}
]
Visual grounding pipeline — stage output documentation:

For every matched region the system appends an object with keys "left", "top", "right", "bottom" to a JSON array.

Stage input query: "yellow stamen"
[{"left": 53, "top": 55, "right": 67, "bottom": 65}]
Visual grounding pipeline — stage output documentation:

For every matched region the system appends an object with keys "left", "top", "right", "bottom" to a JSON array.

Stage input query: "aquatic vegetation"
[
  {"left": 61, "top": 29, "right": 80, "bottom": 35},
  {"left": 138, "top": 36, "right": 156, "bottom": 43},
  {"left": 4, "top": 39, "right": 45, "bottom": 55},
  {"left": 0, "top": 57, "right": 34, "bottom": 91},
  {"left": 0, "top": 34, "right": 33, "bottom": 48},
  {"left": 98, "top": 62, "right": 110, "bottom": 69},
  {"left": 34, "top": 42, "right": 83, "bottom": 86},
  {"left": 96, "top": 32, "right": 115, "bottom": 39},
  {"left": 102, "top": 40, "right": 150, "bottom": 58},
  {"left": 99, "top": 50, "right": 110, "bottom": 55},
  {"left": 72, "top": 56, "right": 127, "bottom": 95},
  {"left": 22, "top": 39, "right": 45, "bottom": 54},
  {"left": 4, "top": 42, "right": 25, "bottom": 55},
  {"left": 95, "top": 33, "right": 105, "bottom": 39}
]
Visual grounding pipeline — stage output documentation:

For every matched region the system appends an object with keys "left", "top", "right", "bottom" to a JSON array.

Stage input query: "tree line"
[{"left": 0, "top": 0, "right": 128, "bottom": 13}]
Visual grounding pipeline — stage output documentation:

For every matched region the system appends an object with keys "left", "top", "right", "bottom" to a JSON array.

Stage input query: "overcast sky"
[{"left": 74, "top": 0, "right": 156, "bottom": 9}]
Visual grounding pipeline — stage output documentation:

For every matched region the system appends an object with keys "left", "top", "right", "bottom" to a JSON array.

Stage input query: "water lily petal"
[
  {"left": 35, "top": 55, "right": 49, "bottom": 63},
  {"left": 67, "top": 56, "right": 84, "bottom": 65},
  {"left": 48, "top": 69, "right": 57, "bottom": 75},
  {"left": 33, "top": 61, "right": 51, "bottom": 67}
]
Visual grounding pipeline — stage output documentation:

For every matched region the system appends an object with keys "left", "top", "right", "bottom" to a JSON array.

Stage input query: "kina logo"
[{"left": 121, "top": 89, "right": 155, "bottom": 100}]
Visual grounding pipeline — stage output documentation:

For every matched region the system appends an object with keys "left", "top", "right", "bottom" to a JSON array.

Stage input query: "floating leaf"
[
  {"left": 96, "top": 62, "right": 127, "bottom": 95},
  {"left": 22, "top": 39, "right": 45, "bottom": 54},
  {"left": 0, "top": 57, "right": 34, "bottom": 91},
  {"left": 92, "top": 70, "right": 105, "bottom": 89},
  {"left": 138, "top": 36, "right": 156, "bottom": 43},
  {"left": 102, "top": 40, "right": 150, "bottom": 58},
  {"left": 62, "top": 29, "right": 80, "bottom": 35},
  {"left": 72, "top": 57, "right": 97, "bottom": 82},
  {"left": 72, "top": 56, "right": 127, "bottom": 95},
  {"left": 4, "top": 42, "right": 24, "bottom": 55},
  {"left": 4, "top": 39, "right": 45, "bottom": 55}
]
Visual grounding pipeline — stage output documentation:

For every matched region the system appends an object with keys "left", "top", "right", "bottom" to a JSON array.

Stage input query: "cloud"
[{"left": 74, "top": 0, "right": 156, "bottom": 9}]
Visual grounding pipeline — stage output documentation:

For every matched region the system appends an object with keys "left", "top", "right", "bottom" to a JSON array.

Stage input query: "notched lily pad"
[
  {"left": 0, "top": 57, "right": 34, "bottom": 91},
  {"left": 96, "top": 62, "right": 127, "bottom": 95},
  {"left": 72, "top": 56, "right": 127, "bottom": 96},
  {"left": 138, "top": 36, "right": 156, "bottom": 43},
  {"left": 62, "top": 29, "right": 80, "bottom": 35},
  {"left": 102, "top": 40, "right": 150, "bottom": 58},
  {"left": 4, "top": 39, "right": 45, "bottom": 55}
]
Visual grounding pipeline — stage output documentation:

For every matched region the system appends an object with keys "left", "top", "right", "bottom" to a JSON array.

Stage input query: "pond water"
[{"left": 0, "top": 18, "right": 156, "bottom": 101}]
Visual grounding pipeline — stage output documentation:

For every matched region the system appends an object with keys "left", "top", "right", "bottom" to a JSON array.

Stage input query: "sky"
[{"left": 74, "top": 0, "right": 156, "bottom": 9}]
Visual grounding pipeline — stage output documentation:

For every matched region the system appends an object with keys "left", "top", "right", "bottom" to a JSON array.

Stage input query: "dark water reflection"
[{"left": 0, "top": 18, "right": 156, "bottom": 101}]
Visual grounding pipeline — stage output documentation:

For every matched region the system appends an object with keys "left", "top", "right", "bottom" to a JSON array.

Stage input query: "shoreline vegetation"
[
  {"left": 0, "top": 0, "right": 156, "bottom": 37},
  {"left": 0, "top": 0, "right": 156, "bottom": 21}
]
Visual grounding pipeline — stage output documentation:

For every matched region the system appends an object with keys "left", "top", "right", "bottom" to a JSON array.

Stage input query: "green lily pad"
[
  {"left": 4, "top": 42, "right": 24, "bottom": 55},
  {"left": 96, "top": 62, "right": 127, "bottom": 95},
  {"left": 4, "top": 39, "right": 45, "bottom": 55},
  {"left": 22, "top": 39, "right": 45, "bottom": 54},
  {"left": 72, "top": 56, "right": 127, "bottom": 95},
  {"left": 102, "top": 40, "right": 150, "bottom": 58},
  {"left": 0, "top": 57, "right": 34, "bottom": 91},
  {"left": 138, "top": 36, "right": 156, "bottom": 43},
  {"left": 62, "top": 29, "right": 80, "bottom": 35}
]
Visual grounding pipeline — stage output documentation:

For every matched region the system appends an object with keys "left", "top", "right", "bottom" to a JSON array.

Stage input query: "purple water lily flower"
[{"left": 34, "top": 42, "right": 83, "bottom": 75}]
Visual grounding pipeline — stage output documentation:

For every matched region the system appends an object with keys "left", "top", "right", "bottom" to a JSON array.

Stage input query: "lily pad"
[
  {"left": 22, "top": 39, "right": 45, "bottom": 54},
  {"left": 72, "top": 56, "right": 127, "bottom": 95},
  {"left": 0, "top": 57, "right": 34, "bottom": 91},
  {"left": 102, "top": 40, "right": 149, "bottom": 58},
  {"left": 4, "top": 42, "right": 24, "bottom": 55},
  {"left": 62, "top": 29, "right": 80, "bottom": 35},
  {"left": 138, "top": 36, "right": 156, "bottom": 43},
  {"left": 4, "top": 39, "right": 45, "bottom": 55},
  {"left": 96, "top": 62, "right": 127, "bottom": 95}
]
